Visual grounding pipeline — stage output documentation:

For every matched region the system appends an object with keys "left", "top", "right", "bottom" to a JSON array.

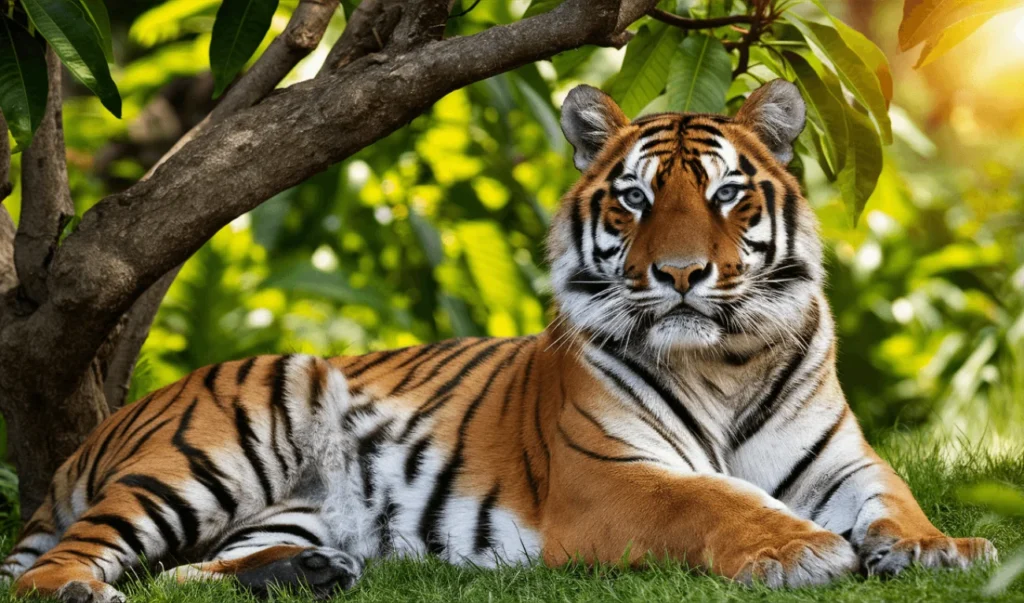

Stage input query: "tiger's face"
[{"left": 550, "top": 80, "right": 823, "bottom": 357}]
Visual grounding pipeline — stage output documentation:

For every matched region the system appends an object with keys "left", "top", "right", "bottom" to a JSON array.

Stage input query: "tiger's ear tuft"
[
  {"left": 560, "top": 85, "right": 628, "bottom": 171},
  {"left": 734, "top": 79, "right": 806, "bottom": 164}
]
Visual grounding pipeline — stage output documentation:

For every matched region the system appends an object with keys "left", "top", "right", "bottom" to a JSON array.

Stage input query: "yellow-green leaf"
[
  {"left": 608, "top": 22, "right": 682, "bottom": 118},
  {"left": 899, "top": 0, "right": 1023, "bottom": 51},
  {"left": 915, "top": 14, "right": 989, "bottom": 68}
]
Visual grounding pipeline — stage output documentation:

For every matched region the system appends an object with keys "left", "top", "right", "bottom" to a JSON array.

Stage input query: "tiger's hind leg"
[{"left": 160, "top": 502, "right": 361, "bottom": 599}]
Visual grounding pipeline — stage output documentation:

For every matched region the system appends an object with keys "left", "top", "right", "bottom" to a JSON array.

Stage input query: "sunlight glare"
[{"left": 1016, "top": 16, "right": 1024, "bottom": 43}]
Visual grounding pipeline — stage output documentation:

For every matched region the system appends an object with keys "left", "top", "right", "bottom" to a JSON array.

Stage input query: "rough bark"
[
  {"left": 13, "top": 48, "right": 74, "bottom": 304},
  {"left": 0, "top": 0, "right": 658, "bottom": 518}
]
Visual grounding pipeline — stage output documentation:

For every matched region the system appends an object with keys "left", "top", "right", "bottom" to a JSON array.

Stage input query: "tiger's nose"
[{"left": 652, "top": 261, "right": 712, "bottom": 295}]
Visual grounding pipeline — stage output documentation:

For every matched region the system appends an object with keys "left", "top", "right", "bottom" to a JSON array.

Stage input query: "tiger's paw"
[
  {"left": 861, "top": 520, "right": 997, "bottom": 576},
  {"left": 735, "top": 530, "right": 858, "bottom": 588},
  {"left": 235, "top": 547, "right": 362, "bottom": 600},
  {"left": 55, "top": 580, "right": 127, "bottom": 603}
]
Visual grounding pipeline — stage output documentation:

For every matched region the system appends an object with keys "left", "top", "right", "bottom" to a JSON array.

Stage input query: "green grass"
[{"left": 2, "top": 433, "right": 1023, "bottom": 602}]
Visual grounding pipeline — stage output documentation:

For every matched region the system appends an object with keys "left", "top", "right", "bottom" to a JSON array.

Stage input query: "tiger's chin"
[{"left": 645, "top": 310, "right": 724, "bottom": 351}]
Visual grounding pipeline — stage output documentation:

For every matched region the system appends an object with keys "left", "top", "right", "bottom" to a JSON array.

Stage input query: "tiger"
[{"left": 2, "top": 79, "right": 996, "bottom": 602}]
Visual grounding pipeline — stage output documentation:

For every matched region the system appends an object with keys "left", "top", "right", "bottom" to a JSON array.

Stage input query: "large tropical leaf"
[
  {"left": 210, "top": 0, "right": 280, "bottom": 97},
  {"left": 21, "top": 0, "right": 121, "bottom": 117},
  {"left": 786, "top": 16, "right": 890, "bottom": 144},
  {"left": 786, "top": 51, "right": 848, "bottom": 179},
  {"left": 804, "top": 0, "right": 892, "bottom": 104},
  {"left": 914, "top": 14, "right": 989, "bottom": 68},
  {"left": 0, "top": 18, "right": 49, "bottom": 149},
  {"left": 130, "top": 0, "right": 220, "bottom": 48},
  {"left": 666, "top": 33, "right": 731, "bottom": 114},
  {"left": 836, "top": 104, "right": 883, "bottom": 222},
  {"left": 607, "top": 22, "right": 682, "bottom": 118},
  {"left": 78, "top": 0, "right": 113, "bottom": 61},
  {"left": 899, "top": 0, "right": 1023, "bottom": 51}
]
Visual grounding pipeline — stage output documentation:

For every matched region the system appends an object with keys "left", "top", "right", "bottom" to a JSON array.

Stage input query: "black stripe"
[
  {"left": 211, "top": 524, "right": 323, "bottom": 558},
  {"left": 501, "top": 347, "right": 534, "bottom": 417},
  {"left": 400, "top": 340, "right": 511, "bottom": 441},
  {"left": 565, "top": 268, "right": 610, "bottom": 296},
  {"left": 9, "top": 546, "right": 44, "bottom": 557},
  {"left": 763, "top": 258, "right": 813, "bottom": 291},
  {"left": 606, "top": 160, "right": 624, "bottom": 183},
  {"left": 268, "top": 355, "right": 303, "bottom": 468},
  {"left": 771, "top": 408, "right": 847, "bottom": 500},
  {"left": 171, "top": 400, "right": 238, "bottom": 517},
  {"left": 687, "top": 123, "right": 722, "bottom": 138},
  {"left": 558, "top": 425, "right": 659, "bottom": 464},
  {"left": 358, "top": 419, "right": 394, "bottom": 502},
  {"left": 639, "top": 123, "right": 675, "bottom": 138},
  {"left": 117, "top": 474, "right": 200, "bottom": 548},
  {"left": 234, "top": 402, "right": 275, "bottom": 506},
  {"left": 570, "top": 197, "right": 586, "bottom": 266},
  {"left": 606, "top": 349, "right": 720, "bottom": 471},
  {"left": 739, "top": 154, "right": 758, "bottom": 176},
  {"left": 204, "top": 363, "right": 222, "bottom": 394},
  {"left": 404, "top": 436, "right": 431, "bottom": 484},
  {"left": 571, "top": 400, "right": 641, "bottom": 451},
  {"left": 522, "top": 450, "right": 541, "bottom": 508},
  {"left": 418, "top": 448, "right": 461, "bottom": 556},
  {"left": 760, "top": 180, "right": 777, "bottom": 265},
  {"left": 811, "top": 459, "right": 875, "bottom": 521},
  {"left": 730, "top": 305, "right": 821, "bottom": 448},
  {"left": 308, "top": 365, "right": 325, "bottom": 411},
  {"left": 388, "top": 339, "right": 486, "bottom": 397},
  {"left": 64, "top": 535, "right": 128, "bottom": 556},
  {"left": 81, "top": 514, "right": 146, "bottom": 557},
  {"left": 236, "top": 357, "right": 258, "bottom": 384},
  {"left": 589, "top": 189, "right": 608, "bottom": 268},
  {"left": 473, "top": 484, "right": 500, "bottom": 554},
  {"left": 133, "top": 493, "right": 181, "bottom": 553},
  {"left": 688, "top": 137, "right": 721, "bottom": 148},
  {"left": 346, "top": 346, "right": 416, "bottom": 380},
  {"left": 783, "top": 188, "right": 799, "bottom": 258},
  {"left": 587, "top": 359, "right": 694, "bottom": 470},
  {"left": 376, "top": 491, "right": 398, "bottom": 557}
]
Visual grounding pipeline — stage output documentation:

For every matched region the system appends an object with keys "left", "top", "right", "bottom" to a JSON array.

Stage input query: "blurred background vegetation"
[{"left": 0, "top": 0, "right": 1022, "bottom": 557}]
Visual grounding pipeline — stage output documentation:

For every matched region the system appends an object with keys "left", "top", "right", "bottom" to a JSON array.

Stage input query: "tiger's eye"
[
  {"left": 714, "top": 185, "right": 741, "bottom": 204},
  {"left": 621, "top": 187, "right": 647, "bottom": 209}
]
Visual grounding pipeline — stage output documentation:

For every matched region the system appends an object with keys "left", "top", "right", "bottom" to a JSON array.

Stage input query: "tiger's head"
[{"left": 549, "top": 79, "right": 823, "bottom": 358}]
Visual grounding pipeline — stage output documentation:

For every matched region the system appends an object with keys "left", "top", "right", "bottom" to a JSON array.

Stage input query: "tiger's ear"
[
  {"left": 734, "top": 79, "right": 806, "bottom": 164},
  {"left": 560, "top": 85, "right": 629, "bottom": 171}
]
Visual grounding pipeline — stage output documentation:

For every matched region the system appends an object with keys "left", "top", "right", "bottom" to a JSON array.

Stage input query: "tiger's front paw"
[
  {"left": 861, "top": 519, "right": 997, "bottom": 576},
  {"left": 735, "top": 530, "right": 859, "bottom": 588}
]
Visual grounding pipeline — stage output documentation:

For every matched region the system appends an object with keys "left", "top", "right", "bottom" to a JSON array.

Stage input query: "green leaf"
[
  {"left": 77, "top": 0, "right": 112, "bottom": 61},
  {"left": 608, "top": 22, "right": 682, "bottom": 118},
  {"left": 513, "top": 75, "right": 566, "bottom": 155},
  {"left": 551, "top": 46, "right": 595, "bottom": 81},
  {"left": 804, "top": 0, "right": 893, "bottom": 104},
  {"left": 785, "top": 51, "right": 848, "bottom": 180},
  {"left": 786, "top": 16, "right": 891, "bottom": 144},
  {"left": 836, "top": 104, "right": 882, "bottom": 223},
  {"left": 914, "top": 14, "right": 989, "bottom": 68},
  {"left": 21, "top": 0, "right": 121, "bottom": 117},
  {"left": 210, "top": 0, "right": 279, "bottom": 98},
  {"left": 899, "top": 0, "right": 1022, "bottom": 51},
  {"left": 666, "top": 33, "right": 731, "bottom": 114},
  {"left": 0, "top": 18, "right": 49, "bottom": 149}
]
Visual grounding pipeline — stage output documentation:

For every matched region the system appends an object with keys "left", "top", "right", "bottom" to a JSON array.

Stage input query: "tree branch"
[
  {"left": 100, "top": 0, "right": 343, "bottom": 409},
  {"left": 0, "top": 0, "right": 656, "bottom": 405},
  {"left": 649, "top": 8, "right": 755, "bottom": 29},
  {"left": 321, "top": 0, "right": 404, "bottom": 72},
  {"left": 13, "top": 47, "right": 73, "bottom": 304}
]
